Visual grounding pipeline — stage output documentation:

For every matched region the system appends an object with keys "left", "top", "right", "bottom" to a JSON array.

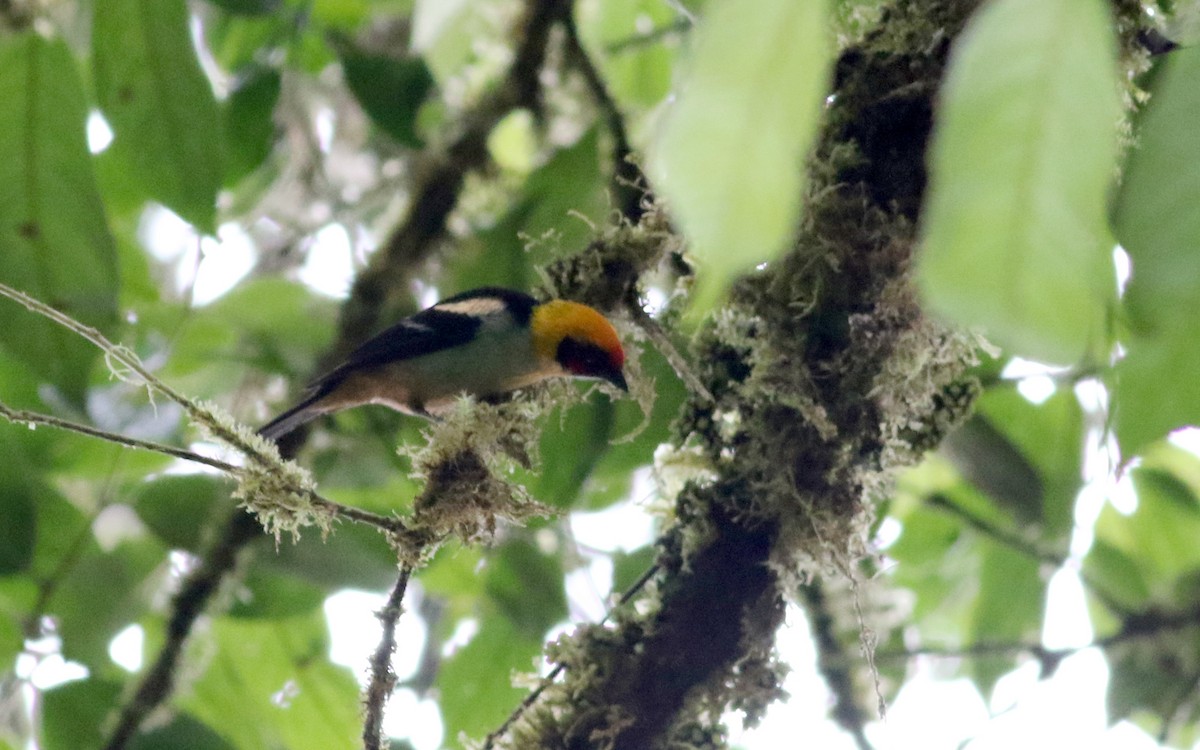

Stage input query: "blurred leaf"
[
  {"left": 0, "top": 431, "right": 37, "bottom": 574},
  {"left": 134, "top": 474, "right": 229, "bottom": 552},
  {"left": 42, "top": 679, "right": 122, "bottom": 750},
  {"left": 229, "top": 568, "right": 327, "bottom": 618},
  {"left": 260, "top": 522, "right": 399, "bottom": 591},
  {"left": 969, "top": 540, "right": 1044, "bottom": 696},
  {"left": 1090, "top": 469, "right": 1200, "bottom": 609},
  {"left": 587, "top": 345, "right": 689, "bottom": 507},
  {"left": 940, "top": 415, "right": 1044, "bottom": 526},
  {"left": 0, "top": 33, "right": 120, "bottom": 405},
  {"left": 93, "top": 0, "right": 223, "bottom": 232},
  {"left": 1106, "top": 633, "right": 1200, "bottom": 729},
  {"left": 536, "top": 396, "right": 616, "bottom": 508},
  {"left": 580, "top": 0, "right": 676, "bottom": 109},
  {"left": 164, "top": 278, "right": 335, "bottom": 379},
  {"left": 1113, "top": 45, "right": 1200, "bottom": 456},
  {"left": 224, "top": 65, "right": 282, "bottom": 185},
  {"left": 128, "top": 714, "right": 237, "bottom": 750},
  {"left": 957, "top": 388, "right": 1085, "bottom": 541},
  {"left": 483, "top": 539, "right": 566, "bottom": 639},
  {"left": 0, "top": 577, "right": 36, "bottom": 666},
  {"left": 339, "top": 45, "right": 434, "bottom": 147},
  {"left": 206, "top": 0, "right": 282, "bottom": 14},
  {"left": 918, "top": 0, "right": 1120, "bottom": 365},
  {"left": 437, "top": 615, "right": 541, "bottom": 745},
  {"left": 51, "top": 538, "right": 165, "bottom": 668},
  {"left": 649, "top": 0, "right": 832, "bottom": 314},
  {"left": 184, "top": 612, "right": 360, "bottom": 750},
  {"left": 612, "top": 546, "right": 657, "bottom": 593},
  {"left": 1084, "top": 539, "right": 1150, "bottom": 610},
  {"left": 520, "top": 128, "right": 607, "bottom": 261}
]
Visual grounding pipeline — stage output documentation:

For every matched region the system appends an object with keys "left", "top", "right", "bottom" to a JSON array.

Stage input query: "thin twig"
[
  {"left": 482, "top": 562, "right": 661, "bottom": 749},
  {"left": 0, "top": 282, "right": 274, "bottom": 465},
  {"left": 0, "top": 398, "right": 409, "bottom": 535},
  {"left": 363, "top": 564, "right": 415, "bottom": 750},
  {"left": 0, "top": 400, "right": 237, "bottom": 472},
  {"left": 626, "top": 303, "right": 713, "bottom": 403}
]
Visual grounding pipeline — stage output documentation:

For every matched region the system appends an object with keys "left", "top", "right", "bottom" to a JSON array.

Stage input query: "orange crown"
[{"left": 531, "top": 300, "right": 624, "bottom": 366}]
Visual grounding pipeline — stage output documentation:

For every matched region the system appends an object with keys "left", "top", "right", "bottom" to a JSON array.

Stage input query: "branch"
[
  {"left": 483, "top": 562, "right": 662, "bottom": 749},
  {"left": 800, "top": 581, "right": 877, "bottom": 750},
  {"left": 363, "top": 564, "right": 415, "bottom": 750},
  {"left": 103, "top": 509, "right": 263, "bottom": 750},
  {"left": 559, "top": 5, "right": 646, "bottom": 222},
  {"left": 0, "top": 400, "right": 236, "bottom": 474}
]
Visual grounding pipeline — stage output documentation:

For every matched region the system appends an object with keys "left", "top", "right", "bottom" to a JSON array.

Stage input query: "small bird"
[{"left": 258, "top": 287, "right": 627, "bottom": 441}]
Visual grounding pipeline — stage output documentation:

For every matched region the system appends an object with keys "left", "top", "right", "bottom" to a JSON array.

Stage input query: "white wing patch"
[{"left": 434, "top": 297, "right": 508, "bottom": 317}]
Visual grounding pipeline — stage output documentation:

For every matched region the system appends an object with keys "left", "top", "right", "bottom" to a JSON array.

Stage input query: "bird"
[{"left": 258, "top": 287, "right": 627, "bottom": 441}]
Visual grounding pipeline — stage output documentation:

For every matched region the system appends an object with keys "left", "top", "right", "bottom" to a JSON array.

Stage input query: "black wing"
[{"left": 337, "top": 287, "right": 536, "bottom": 372}]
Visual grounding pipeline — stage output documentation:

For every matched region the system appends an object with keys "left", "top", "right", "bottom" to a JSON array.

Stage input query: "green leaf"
[
  {"left": 228, "top": 568, "right": 327, "bottom": 618},
  {"left": 483, "top": 539, "right": 567, "bottom": 639},
  {"left": 437, "top": 615, "right": 542, "bottom": 745},
  {"left": 918, "top": 0, "right": 1120, "bottom": 365},
  {"left": 1088, "top": 468, "right": 1200, "bottom": 609},
  {"left": 940, "top": 415, "right": 1044, "bottom": 527},
  {"left": 519, "top": 128, "right": 607, "bottom": 262},
  {"left": 183, "top": 612, "right": 361, "bottom": 750},
  {"left": 339, "top": 45, "right": 434, "bottom": 147},
  {"left": 969, "top": 540, "right": 1044, "bottom": 696},
  {"left": 0, "top": 33, "right": 120, "bottom": 405},
  {"left": 579, "top": 0, "right": 676, "bottom": 109},
  {"left": 50, "top": 538, "right": 165, "bottom": 668},
  {"left": 260, "top": 521, "right": 400, "bottom": 591},
  {"left": 134, "top": 474, "right": 229, "bottom": 552},
  {"left": 93, "top": 0, "right": 224, "bottom": 232},
  {"left": 536, "top": 396, "right": 616, "bottom": 508},
  {"left": 963, "top": 388, "right": 1085, "bottom": 540},
  {"left": 649, "top": 0, "right": 832, "bottom": 315},
  {"left": 1112, "top": 45, "right": 1200, "bottom": 456},
  {"left": 0, "top": 429, "right": 37, "bottom": 575},
  {"left": 224, "top": 65, "right": 281, "bottom": 185},
  {"left": 205, "top": 0, "right": 282, "bottom": 15},
  {"left": 1107, "top": 632, "right": 1200, "bottom": 728},
  {"left": 42, "top": 679, "right": 123, "bottom": 750},
  {"left": 612, "top": 546, "right": 657, "bottom": 593},
  {"left": 128, "top": 714, "right": 237, "bottom": 750}
]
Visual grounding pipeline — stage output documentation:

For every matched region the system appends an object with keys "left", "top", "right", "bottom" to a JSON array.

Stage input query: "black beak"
[{"left": 605, "top": 368, "right": 628, "bottom": 392}]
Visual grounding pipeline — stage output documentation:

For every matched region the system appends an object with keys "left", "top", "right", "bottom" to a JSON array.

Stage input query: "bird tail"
[{"left": 257, "top": 392, "right": 326, "bottom": 442}]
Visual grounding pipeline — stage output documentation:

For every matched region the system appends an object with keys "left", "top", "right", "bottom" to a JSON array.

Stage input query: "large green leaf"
[
  {"left": 437, "top": 615, "right": 542, "bottom": 746},
  {"left": 0, "top": 33, "right": 120, "bottom": 405},
  {"left": 1085, "top": 464, "right": 1200, "bottom": 618},
  {"left": 134, "top": 474, "right": 229, "bottom": 552},
  {"left": 1112, "top": 45, "right": 1200, "bottom": 456},
  {"left": 969, "top": 540, "right": 1044, "bottom": 696},
  {"left": 918, "top": 0, "right": 1120, "bottom": 365},
  {"left": 339, "top": 44, "right": 434, "bottom": 148},
  {"left": 648, "top": 0, "right": 832, "bottom": 314},
  {"left": 41, "top": 679, "right": 123, "bottom": 750},
  {"left": 223, "top": 65, "right": 281, "bottom": 185},
  {"left": 93, "top": 0, "right": 223, "bottom": 232},
  {"left": 183, "top": 612, "right": 361, "bottom": 750},
  {"left": 483, "top": 539, "right": 567, "bottom": 639}
]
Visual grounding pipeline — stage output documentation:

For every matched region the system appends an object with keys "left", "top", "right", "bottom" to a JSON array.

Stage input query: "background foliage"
[{"left": 2, "top": 0, "right": 1200, "bottom": 748}]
